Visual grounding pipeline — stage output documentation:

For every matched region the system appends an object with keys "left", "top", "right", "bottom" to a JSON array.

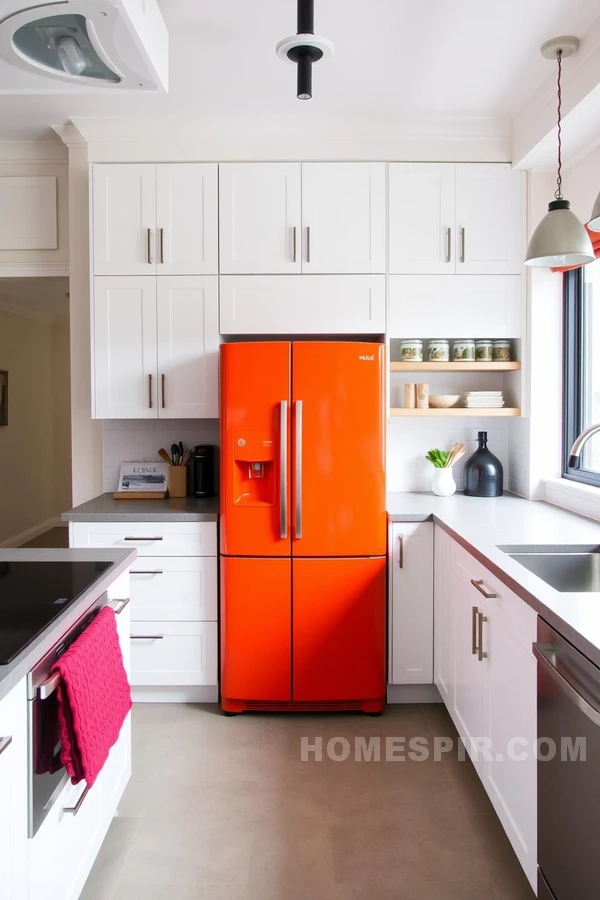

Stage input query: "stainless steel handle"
[
  {"left": 109, "top": 597, "right": 130, "bottom": 615},
  {"left": 477, "top": 612, "right": 488, "bottom": 661},
  {"left": 161, "top": 373, "right": 166, "bottom": 409},
  {"left": 533, "top": 642, "right": 600, "bottom": 727},
  {"left": 295, "top": 400, "right": 303, "bottom": 539},
  {"left": 306, "top": 226, "right": 311, "bottom": 263},
  {"left": 471, "top": 579, "right": 497, "bottom": 599},
  {"left": 460, "top": 227, "right": 465, "bottom": 263},
  {"left": 63, "top": 785, "right": 90, "bottom": 816},
  {"left": 148, "top": 373, "right": 153, "bottom": 409},
  {"left": 38, "top": 672, "right": 61, "bottom": 700},
  {"left": 0, "top": 736, "right": 12, "bottom": 757},
  {"left": 471, "top": 606, "right": 479, "bottom": 655},
  {"left": 124, "top": 536, "right": 163, "bottom": 541},
  {"left": 398, "top": 534, "right": 404, "bottom": 569},
  {"left": 292, "top": 226, "right": 297, "bottom": 263},
  {"left": 280, "top": 400, "right": 288, "bottom": 540},
  {"left": 131, "top": 634, "right": 164, "bottom": 640},
  {"left": 446, "top": 227, "right": 452, "bottom": 263},
  {"left": 147, "top": 228, "right": 153, "bottom": 265},
  {"left": 159, "top": 227, "right": 164, "bottom": 264},
  {"left": 131, "top": 570, "right": 164, "bottom": 575}
]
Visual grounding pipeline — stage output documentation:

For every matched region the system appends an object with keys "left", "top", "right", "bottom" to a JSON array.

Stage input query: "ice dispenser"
[{"left": 232, "top": 432, "right": 276, "bottom": 505}]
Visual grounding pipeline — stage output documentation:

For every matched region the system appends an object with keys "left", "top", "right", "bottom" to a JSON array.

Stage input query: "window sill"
[{"left": 542, "top": 477, "right": 600, "bottom": 524}]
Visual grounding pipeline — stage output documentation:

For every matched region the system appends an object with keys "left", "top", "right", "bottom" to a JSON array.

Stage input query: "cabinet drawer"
[
  {"left": 129, "top": 557, "right": 218, "bottom": 622},
  {"left": 71, "top": 521, "right": 217, "bottom": 557},
  {"left": 130, "top": 622, "right": 218, "bottom": 686}
]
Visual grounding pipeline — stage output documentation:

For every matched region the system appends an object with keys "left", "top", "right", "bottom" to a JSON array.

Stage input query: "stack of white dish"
[{"left": 460, "top": 391, "right": 505, "bottom": 408}]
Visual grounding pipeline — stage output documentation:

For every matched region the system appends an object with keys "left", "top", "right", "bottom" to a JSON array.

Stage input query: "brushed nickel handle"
[
  {"left": 471, "top": 579, "right": 497, "bottom": 600},
  {"left": 398, "top": 534, "right": 404, "bottom": 569},
  {"left": 124, "top": 536, "right": 164, "bottom": 542},
  {"left": 159, "top": 227, "right": 164, "bottom": 264},
  {"left": 460, "top": 227, "right": 465, "bottom": 263},
  {"left": 292, "top": 226, "right": 297, "bottom": 263},
  {"left": 38, "top": 672, "right": 61, "bottom": 700},
  {"left": 446, "top": 227, "right": 452, "bottom": 263},
  {"left": 161, "top": 373, "right": 166, "bottom": 409},
  {"left": 306, "top": 226, "right": 311, "bottom": 263},
  {"left": 131, "top": 570, "right": 164, "bottom": 575},
  {"left": 109, "top": 597, "right": 130, "bottom": 615},
  {"left": 478, "top": 612, "right": 488, "bottom": 661},
  {"left": 472, "top": 606, "right": 479, "bottom": 655},
  {"left": 131, "top": 634, "right": 164, "bottom": 640},
  {"left": 63, "top": 785, "right": 90, "bottom": 816},
  {"left": 280, "top": 400, "right": 288, "bottom": 539},
  {"left": 295, "top": 400, "right": 303, "bottom": 539},
  {"left": 147, "top": 228, "right": 153, "bottom": 265},
  {"left": 0, "top": 736, "right": 12, "bottom": 757},
  {"left": 148, "top": 373, "right": 153, "bottom": 409}
]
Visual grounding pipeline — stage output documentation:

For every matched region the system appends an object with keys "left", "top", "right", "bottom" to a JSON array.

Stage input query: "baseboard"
[
  {"left": 131, "top": 685, "right": 219, "bottom": 703},
  {"left": 1, "top": 516, "right": 66, "bottom": 548},
  {"left": 387, "top": 684, "right": 442, "bottom": 704}
]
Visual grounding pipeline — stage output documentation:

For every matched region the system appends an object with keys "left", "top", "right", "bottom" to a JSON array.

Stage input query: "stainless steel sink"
[{"left": 498, "top": 545, "right": 600, "bottom": 593}]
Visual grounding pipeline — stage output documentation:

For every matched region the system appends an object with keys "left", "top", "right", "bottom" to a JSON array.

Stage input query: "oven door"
[{"left": 535, "top": 618, "right": 600, "bottom": 900}]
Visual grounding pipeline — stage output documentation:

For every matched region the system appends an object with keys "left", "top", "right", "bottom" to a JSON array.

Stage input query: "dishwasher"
[{"left": 534, "top": 619, "right": 600, "bottom": 900}]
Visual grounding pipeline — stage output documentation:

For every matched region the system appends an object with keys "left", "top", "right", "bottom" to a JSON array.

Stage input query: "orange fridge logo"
[{"left": 359, "top": 355, "right": 375, "bottom": 361}]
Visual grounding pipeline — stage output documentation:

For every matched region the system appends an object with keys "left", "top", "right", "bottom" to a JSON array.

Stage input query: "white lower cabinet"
[
  {"left": 389, "top": 522, "right": 433, "bottom": 684},
  {"left": 0, "top": 680, "right": 28, "bottom": 900},
  {"left": 433, "top": 526, "right": 454, "bottom": 707},
  {"left": 130, "top": 622, "right": 218, "bottom": 686}
]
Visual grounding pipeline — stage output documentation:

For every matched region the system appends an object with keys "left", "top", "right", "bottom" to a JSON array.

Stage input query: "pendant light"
[
  {"left": 589, "top": 192, "right": 600, "bottom": 232},
  {"left": 276, "top": 0, "right": 334, "bottom": 100},
  {"left": 525, "top": 37, "right": 594, "bottom": 267}
]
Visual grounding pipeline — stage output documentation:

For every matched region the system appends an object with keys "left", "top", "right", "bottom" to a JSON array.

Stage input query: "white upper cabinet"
[
  {"left": 302, "top": 163, "right": 386, "bottom": 273},
  {"left": 157, "top": 276, "right": 219, "bottom": 418},
  {"left": 93, "top": 164, "right": 156, "bottom": 276},
  {"left": 455, "top": 164, "right": 524, "bottom": 275},
  {"left": 93, "top": 276, "right": 158, "bottom": 419},
  {"left": 219, "top": 163, "right": 302, "bottom": 274},
  {"left": 156, "top": 165, "right": 218, "bottom": 275},
  {"left": 389, "top": 163, "right": 455, "bottom": 274},
  {"left": 92, "top": 164, "right": 218, "bottom": 276},
  {"left": 389, "top": 162, "right": 524, "bottom": 275}
]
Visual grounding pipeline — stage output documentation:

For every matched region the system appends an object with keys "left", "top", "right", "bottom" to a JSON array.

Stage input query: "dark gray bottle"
[{"left": 464, "top": 431, "right": 503, "bottom": 497}]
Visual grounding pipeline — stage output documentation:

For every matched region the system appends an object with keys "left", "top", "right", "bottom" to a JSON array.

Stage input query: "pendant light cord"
[{"left": 555, "top": 49, "right": 563, "bottom": 201}]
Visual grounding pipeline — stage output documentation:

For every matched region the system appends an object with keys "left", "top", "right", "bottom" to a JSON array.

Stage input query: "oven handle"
[
  {"left": 62, "top": 785, "right": 90, "bottom": 816},
  {"left": 533, "top": 641, "right": 600, "bottom": 727},
  {"left": 38, "top": 672, "right": 61, "bottom": 701}
]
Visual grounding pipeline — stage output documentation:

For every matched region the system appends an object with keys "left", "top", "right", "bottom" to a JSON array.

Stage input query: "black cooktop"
[{"left": 0, "top": 561, "right": 112, "bottom": 665}]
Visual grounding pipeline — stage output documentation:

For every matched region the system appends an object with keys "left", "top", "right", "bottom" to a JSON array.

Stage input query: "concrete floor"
[{"left": 81, "top": 703, "right": 535, "bottom": 900}]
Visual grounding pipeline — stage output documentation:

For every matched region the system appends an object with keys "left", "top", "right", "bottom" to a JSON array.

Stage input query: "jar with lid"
[
  {"left": 492, "top": 340, "right": 511, "bottom": 361},
  {"left": 427, "top": 339, "right": 449, "bottom": 362},
  {"left": 452, "top": 339, "right": 475, "bottom": 362},
  {"left": 475, "top": 340, "right": 493, "bottom": 362},
  {"left": 400, "top": 340, "right": 423, "bottom": 362}
]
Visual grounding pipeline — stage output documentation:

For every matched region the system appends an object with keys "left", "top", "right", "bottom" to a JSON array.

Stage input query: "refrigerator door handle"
[
  {"left": 280, "top": 400, "right": 288, "bottom": 539},
  {"left": 295, "top": 400, "right": 303, "bottom": 539}
]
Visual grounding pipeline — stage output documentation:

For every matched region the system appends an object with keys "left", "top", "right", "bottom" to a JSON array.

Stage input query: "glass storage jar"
[
  {"left": 400, "top": 340, "right": 423, "bottom": 361},
  {"left": 452, "top": 339, "right": 475, "bottom": 362},
  {"left": 427, "top": 339, "right": 450, "bottom": 362},
  {"left": 475, "top": 340, "right": 493, "bottom": 361},
  {"left": 492, "top": 340, "right": 511, "bottom": 361}
]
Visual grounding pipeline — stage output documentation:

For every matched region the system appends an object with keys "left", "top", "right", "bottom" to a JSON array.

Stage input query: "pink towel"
[{"left": 51, "top": 607, "right": 132, "bottom": 787}]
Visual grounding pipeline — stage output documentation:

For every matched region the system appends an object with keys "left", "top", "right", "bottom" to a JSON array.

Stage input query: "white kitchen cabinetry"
[
  {"left": 389, "top": 522, "right": 433, "bottom": 684},
  {"left": 92, "top": 163, "right": 218, "bottom": 276},
  {"left": 219, "top": 163, "right": 302, "bottom": 274},
  {"left": 389, "top": 162, "right": 524, "bottom": 275},
  {"left": 0, "top": 680, "right": 28, "bottom": 900},
  {"left": 93, "top": 275, "right": 218, "bottom": 419},
  {"left": 220, "top": 274, "right": 386, "bottom": 334},
  {"left": 433, "top": 526, "right": 454, "bottom": 707}
]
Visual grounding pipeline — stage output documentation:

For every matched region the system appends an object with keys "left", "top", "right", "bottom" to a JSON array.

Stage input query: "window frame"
[{"left": 563, "top": 266, "right": 600, "bottom": 487}]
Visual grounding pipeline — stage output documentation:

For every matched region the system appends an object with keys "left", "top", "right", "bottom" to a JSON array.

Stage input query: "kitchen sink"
[{"left": 498, "top": 545, "right": 600, "bottom": 593}]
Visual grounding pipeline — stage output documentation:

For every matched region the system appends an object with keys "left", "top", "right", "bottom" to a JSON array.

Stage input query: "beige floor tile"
[
  {"left": 330, "top": 871, "right": 497, "bottom": 900},
  {"left": 468, "top": 814, "right": 536, "bottom": 899},
  {"left": 146, "top": 776, "right": 259, "bottom": 820},
  {"left": 131, "top": 702, "right": 185, "bottom": 727},
  {"left": 80, "top": 817, "right": 140, "bottom": 900},
  {"left": 446, "top": 758, "right": 496, "bottom": 816},
  {"left": 112, "top": 886, "right": 246, "bottom": 900},
  {"left": 116, "top": 777, "right": 150, "bottom": 818}
]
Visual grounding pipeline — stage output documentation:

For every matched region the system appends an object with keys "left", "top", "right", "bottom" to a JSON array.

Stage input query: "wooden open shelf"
[
  {"left": 390, "top": 408, "right": 521, "bottom": 417},
  {"left": 390, "top": 361, "right": 521, "bottom": 373}
]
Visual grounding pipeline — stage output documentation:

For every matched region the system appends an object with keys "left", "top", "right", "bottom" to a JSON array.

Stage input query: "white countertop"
[{"left": 387, "top": 492, "right": 600, "bottom": 666}]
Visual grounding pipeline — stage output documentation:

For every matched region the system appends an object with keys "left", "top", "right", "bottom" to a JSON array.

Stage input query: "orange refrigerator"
[{"left": 220, "top": 341, "right": 386, "bottom": 713}]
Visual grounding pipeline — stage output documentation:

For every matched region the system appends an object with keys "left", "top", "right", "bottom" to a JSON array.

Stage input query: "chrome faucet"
[{"left": 568, "top": 423, "right": 600, "bottom": 468}]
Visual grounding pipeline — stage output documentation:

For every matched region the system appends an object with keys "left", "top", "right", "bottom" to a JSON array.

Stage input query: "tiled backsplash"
[{"left": 102, "top": 419, "right": 219, "bottom": 493}]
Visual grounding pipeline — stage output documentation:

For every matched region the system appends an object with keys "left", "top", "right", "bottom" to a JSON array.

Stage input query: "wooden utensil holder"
[{"left": 168, "top": 466, "right": 187, "bottom": 498}]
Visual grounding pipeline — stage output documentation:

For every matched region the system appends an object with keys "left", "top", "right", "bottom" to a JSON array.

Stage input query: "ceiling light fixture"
[
  {"left": 525, "top": 36, "right": 594, "bottom": 268},
  {"left": 276, "top": 0, "right": 334, "bottom": 101},
  {"left": 589, "top": 191, "right": 600, "bottom": 232}
]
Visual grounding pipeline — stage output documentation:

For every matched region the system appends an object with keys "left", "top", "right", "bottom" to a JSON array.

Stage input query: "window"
[{"left": 563, "top": 259, "right": 600, "bottom": 486}]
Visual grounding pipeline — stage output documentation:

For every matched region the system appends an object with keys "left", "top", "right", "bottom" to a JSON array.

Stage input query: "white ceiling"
[{"left": 0, "top": 0, "right": 599, "bottom": 141}]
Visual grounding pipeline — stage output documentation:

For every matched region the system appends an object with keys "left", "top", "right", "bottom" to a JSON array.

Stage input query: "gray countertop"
[
  {"left": 387, "top": 492, "right": 600, "bottom": 667},
  {"left": 0, "top": 548, "right": 137, "bottom": 702},
  {"left": 62, "top": 493, "right": 219, "bottom": 522}
]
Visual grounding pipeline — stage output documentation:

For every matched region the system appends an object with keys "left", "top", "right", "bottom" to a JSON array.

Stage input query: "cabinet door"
[
  {"left": 93, "top": 276, "right": 157, "bottom": 419},
  {"left": 389, "top": 163, "right": 455, "bottom": 274},
  {"left": 219, "top": 163, "right": 301, "bottom": 274},
  {"left": 389, "top": 523, "right": 433, "bottom": 684},
  {"left": 434, "top": 526, "right": 454, "bottom": 706},
  {"left": 156, "top": 164, "right": 218, "bottom": 275},
  {"left": 92, "top": 164, "right": 156, "bottom": 275},
  {"left": 455, "top": 164, "right": 524, "bottom": 275},
  {"left": 0, "top": 680, "right": 28, "bottom": 900},
  {"left": 301, "top": 163, "right": 386, "bottom": 273},
  {"left": 157, "top": 276, "right": 219, "bottom": 418}
]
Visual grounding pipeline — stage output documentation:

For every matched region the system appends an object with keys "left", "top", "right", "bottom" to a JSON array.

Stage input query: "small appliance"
[{"left": 193, "top": 445, "right": 215, "bottom": 498}]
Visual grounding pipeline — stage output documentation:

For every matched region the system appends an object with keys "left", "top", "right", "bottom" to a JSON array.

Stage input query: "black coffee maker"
[{"left": 193, "top": 446, "right": 215, "bottom": 498}]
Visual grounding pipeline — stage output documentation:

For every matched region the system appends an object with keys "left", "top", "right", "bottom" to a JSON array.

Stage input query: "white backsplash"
[{"left": 102, "top": 419, "right": 219, "bottom": 493}]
